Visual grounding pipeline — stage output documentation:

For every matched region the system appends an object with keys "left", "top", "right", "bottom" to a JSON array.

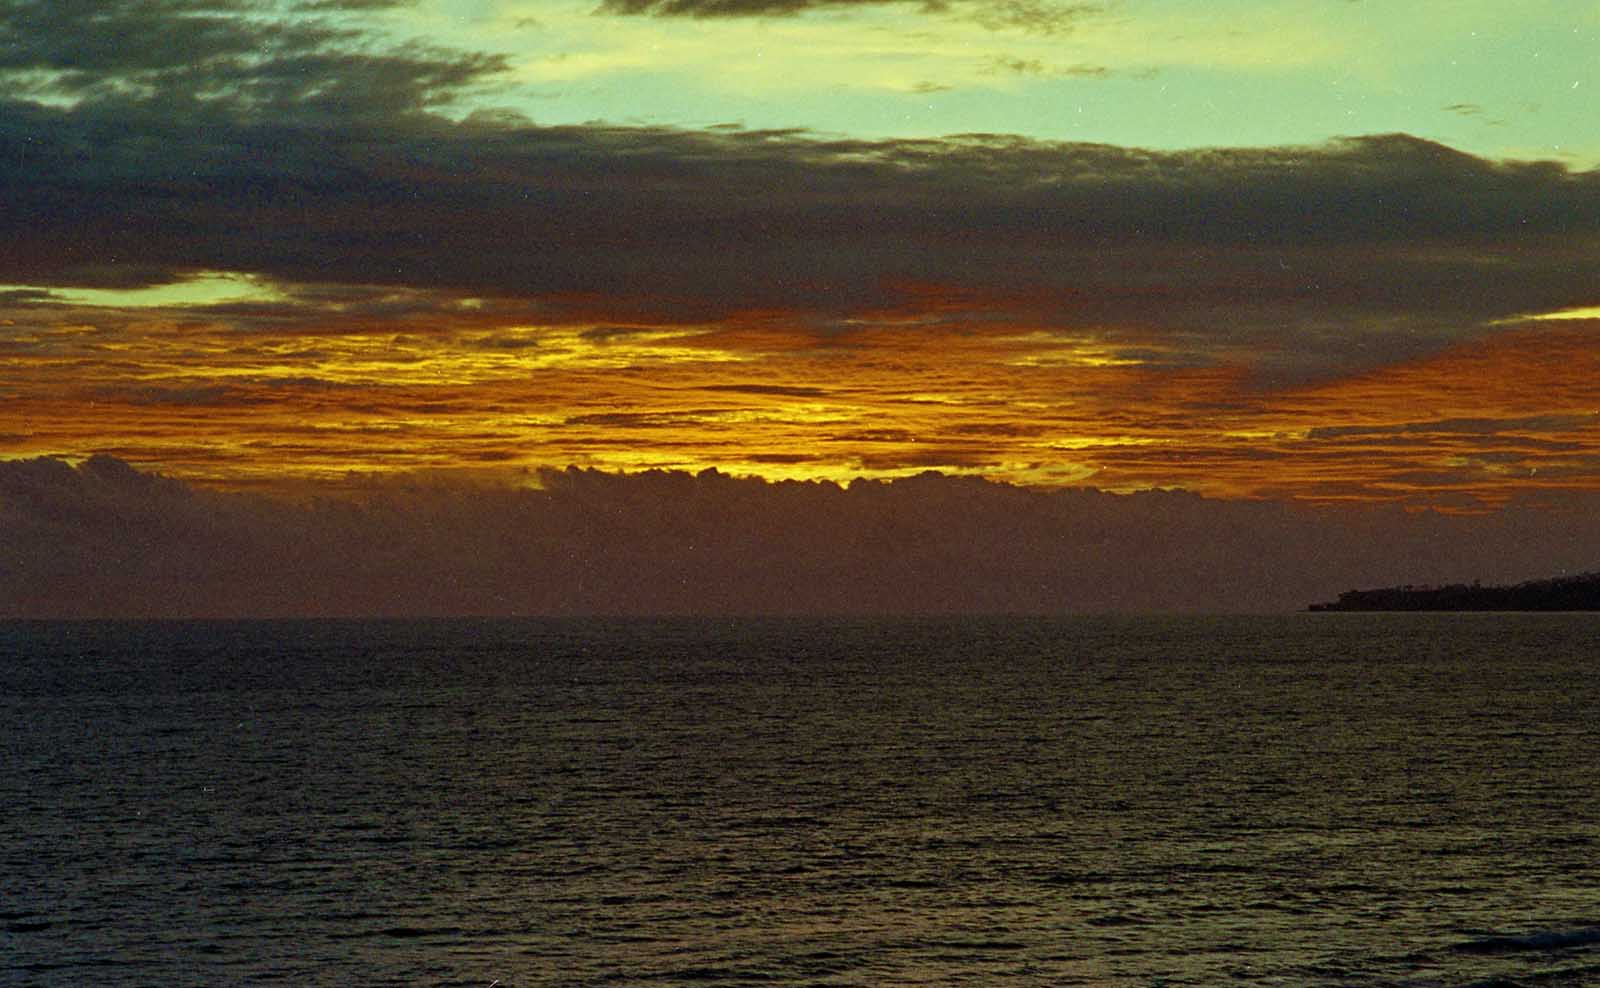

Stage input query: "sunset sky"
[{"left": 3, "top": 0, "right": 1600, "bottom": 615}]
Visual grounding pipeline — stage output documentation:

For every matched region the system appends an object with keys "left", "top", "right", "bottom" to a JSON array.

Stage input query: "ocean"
[{"left": 3, "top": 614, "right": 1598, "bottom": 987}]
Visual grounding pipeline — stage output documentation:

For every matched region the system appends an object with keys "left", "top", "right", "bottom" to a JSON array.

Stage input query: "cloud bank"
[
  {"left": 5, "top": 0, "right": 1599, "bottom": 505},
  {"left": 6, "top": 457, "right": 1600, "bottom": 618},
  {"left": 3, "top": 0, "right": 1598, "bottom": 382},
  {"left": 9, "top": 114, "right": 1600, "bottom": 378}
]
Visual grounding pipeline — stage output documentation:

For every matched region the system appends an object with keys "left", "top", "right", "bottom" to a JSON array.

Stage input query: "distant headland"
[{"left": 1310, "top": 572, "right": 1600, "bottom": 611}]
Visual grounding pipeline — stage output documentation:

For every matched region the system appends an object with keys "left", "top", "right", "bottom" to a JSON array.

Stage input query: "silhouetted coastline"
[{"left": 1310, "top": 571, "right": 1600, "bottom": 611}]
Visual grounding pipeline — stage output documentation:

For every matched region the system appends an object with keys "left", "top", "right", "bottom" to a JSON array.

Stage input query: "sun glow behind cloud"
[
  {"left": 7, "top": 260, "right": 1600, "bottom": 506},
  {"left": 3, "top": 0, "right": 1600, "bottom": 519}
]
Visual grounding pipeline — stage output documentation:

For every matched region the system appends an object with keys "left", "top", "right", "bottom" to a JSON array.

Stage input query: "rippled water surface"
[{"left": 4, "top": 615, "right": 1599, "bottom": 986}]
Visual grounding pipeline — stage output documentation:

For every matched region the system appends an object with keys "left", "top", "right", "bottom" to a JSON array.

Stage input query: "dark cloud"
[
  {"left": 563, "top": 410, "right": 730, "bottom": 428},
  {"left": 3, "top": 1, "right": 1599, "bottom": 381},
  {"left": 296, "top": 0, "right": 415, "bottom": 9},
  {"left": 580, "top": 325, "right": 667, "bottom": 342},
  {"left": 600, "top": 0, "right": 1110, "bottom": 31},
  {"left": 469, "top": 334, "right": 545, "bottom": 351},
  {"left": 8, "top": 456, "right": 1600, "bottom": 617},
  {"left": 5, "top": 110, "right": 1597, "bottom": 379},
  {"left": 600, "top": 0, "right": 827, "bottom": 14},
  {"left": 965, "top": 0, "right": 1102, "bottom": 34},
  {"left": 596, "top": 0, "right": 1101, "bottom": 33},
  {"left": 982, "top": 56, "right": 1111, "bottom": 77},
  {"left": 698, "top": 384, "right": 834, "bottom": 397},
  {"left": 595, "top": 0, "right": 929, "bottom": 16},
  {"left": 92, "top": 383, "right": 272, "bottom": 406},
  {"left": 0, "top": 0, "right": 506, "bottom": 122},
  {"left": 1308, "top": 413, "right": 1600, "bottom": 440},
  {"left": 944, "top": 422, "right": 1050, "bottom": 437}
]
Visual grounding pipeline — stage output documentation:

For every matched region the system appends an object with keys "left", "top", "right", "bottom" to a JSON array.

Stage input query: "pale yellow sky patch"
[
  {"left": 483, "top": 0, "right": 1354, "bottom": 93},
  {"left": 5, "top": 272, "right": 287, "bottom": 310},
  {"left": 1521, "top": 306, "right": 1600, "bottom": 321},
  {"left": 1063, "top": 1, "right": 1348, "bottom": 73},
  {"left": 497, "top": 5, "right": 1073, "bottom": 96},
  {"left": 364, "top": 0, "right": 1599, "bottom": 160}
]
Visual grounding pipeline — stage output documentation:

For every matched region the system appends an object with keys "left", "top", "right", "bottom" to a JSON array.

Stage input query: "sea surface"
[{"left": 3, "top": 614, "right": 1598, "bottom": 987}]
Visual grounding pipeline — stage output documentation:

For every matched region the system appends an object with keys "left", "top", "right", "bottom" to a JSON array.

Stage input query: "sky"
[{"left": 3, "top": 0, "right": 1600, "bottom": 615}]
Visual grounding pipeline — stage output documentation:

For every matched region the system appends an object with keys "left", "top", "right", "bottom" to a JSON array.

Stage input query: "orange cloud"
[{"left": 6, "top": 294, "right": 1599, "bottom": 506}]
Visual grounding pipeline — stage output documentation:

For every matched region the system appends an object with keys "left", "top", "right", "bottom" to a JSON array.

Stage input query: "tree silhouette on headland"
[{"left": 1310, "top": 571, "right": 1600, "bottom": 611}]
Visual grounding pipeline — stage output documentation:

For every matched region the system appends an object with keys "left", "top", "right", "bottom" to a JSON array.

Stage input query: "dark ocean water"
[{"left": 3, "top": 614, "right": 1598, "bottom": 987}]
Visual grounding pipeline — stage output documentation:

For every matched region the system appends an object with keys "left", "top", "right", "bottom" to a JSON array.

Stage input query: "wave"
[{"left": 1452, "top": 927, "right": 1600, "bottom": 955}]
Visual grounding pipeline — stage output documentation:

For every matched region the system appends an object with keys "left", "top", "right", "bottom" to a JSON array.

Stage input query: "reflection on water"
[{"left": 4, "top": 615, "right": 1599, "bottom": 986}]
